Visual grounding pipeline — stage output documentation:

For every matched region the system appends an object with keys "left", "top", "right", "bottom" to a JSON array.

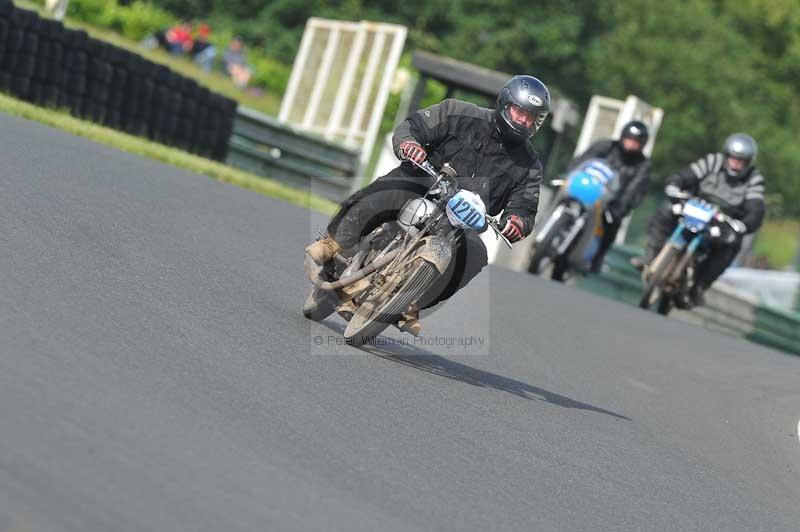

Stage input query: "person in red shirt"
[{"left": 165, "top": 21, "right": 193, "bottom": 55}]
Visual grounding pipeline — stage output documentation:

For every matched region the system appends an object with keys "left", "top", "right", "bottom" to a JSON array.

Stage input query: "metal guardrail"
[
  {"left": 747, "top": 305, "right": 800, "bottom": 355},
  {"left": 577, "top": 246, "right": 800, "bottom": 356},
  {"left": 226, "top": 106, "right": 361, "bottom": 202}
]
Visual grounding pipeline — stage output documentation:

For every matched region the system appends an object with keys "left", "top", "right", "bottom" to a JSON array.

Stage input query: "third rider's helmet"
[
  {"left": 495, "top": 75, "right": 550, "bottom": 144},
  {"left": 722, "top": 133, "right": 758, "bottom": 179}
]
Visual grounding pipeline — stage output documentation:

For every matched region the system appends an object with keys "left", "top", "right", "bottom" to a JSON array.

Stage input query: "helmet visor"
[
  {"left": 725, "top": 156, "right": 748, "bottom": 172},
  {"left": 507, "top": 103, "right": 535, "bottom": 129},
  {"left": 621, "top": 137, "right": 643, "bottom": 152},
  {"left": 502, "top": 103, "right": 548, "bottom": 137}
]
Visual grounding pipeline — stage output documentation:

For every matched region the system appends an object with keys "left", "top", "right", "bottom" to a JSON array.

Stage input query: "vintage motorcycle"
[
  {"left": 303, "top": 161, "right": 511, "bottom": 346},
  {"left": 528, "top": 159, "right": 619, "bottom": 280},
  {"left": 639, "top": 194, "right": 738, "bottom": 315}
]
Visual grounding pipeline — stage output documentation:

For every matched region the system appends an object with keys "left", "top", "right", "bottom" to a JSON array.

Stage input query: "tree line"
[{"left": 150, "top": 0, "right": 799, "bottom": 215}]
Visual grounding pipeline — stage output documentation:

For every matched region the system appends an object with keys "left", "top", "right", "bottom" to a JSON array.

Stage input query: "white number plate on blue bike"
[{"left": 682, "top": 201, "right": 715, "bottom": 223}]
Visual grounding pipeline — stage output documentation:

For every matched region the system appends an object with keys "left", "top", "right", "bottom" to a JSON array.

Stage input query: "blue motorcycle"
[
  {"left": 639, "top": 195, "right": 735, "bottom": 315},
  {"left": 528, "top": 159, "right": 619, "bottom": 281}
]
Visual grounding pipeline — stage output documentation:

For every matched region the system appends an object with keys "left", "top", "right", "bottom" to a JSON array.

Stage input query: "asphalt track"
[{"left": 1, "top": 112, "right": 799, "bottom": 531}]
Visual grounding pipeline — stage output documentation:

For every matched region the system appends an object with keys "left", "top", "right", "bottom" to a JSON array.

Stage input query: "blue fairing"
[
  {"left": 565, "top": 160, "right": 617, "bottom": 207},
  {"left": 567, "top": 172, "right": 605, "bottom": 205}
]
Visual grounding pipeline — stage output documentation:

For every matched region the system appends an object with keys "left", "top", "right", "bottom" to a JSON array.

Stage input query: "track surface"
[{"left": 1, "top": 113, "right": 799, "bottom": 531}]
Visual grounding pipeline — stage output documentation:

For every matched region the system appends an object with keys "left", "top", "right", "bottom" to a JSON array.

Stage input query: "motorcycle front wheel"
[
  {"left": 656, "top": 294, "right": 674, "bottom": 315},
  {"left": 343, "top": 257, "right": 438, "bottom": 346},
  {"left": 528, "top": 214, "right": 572, "bottom": 276},
  {"left": 639, "top": 247, "right": 678, "bottom": 310}
]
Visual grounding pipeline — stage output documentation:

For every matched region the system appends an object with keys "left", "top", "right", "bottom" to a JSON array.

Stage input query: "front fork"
[
  {"left": 535, "top": 204, "right": 566, "bottom": 244},
  {"left": 671, "top": 234, "right": 703, "bottom": 289},
  {"left": 535, "top": 203, "right": 583, "bottom": 256}
]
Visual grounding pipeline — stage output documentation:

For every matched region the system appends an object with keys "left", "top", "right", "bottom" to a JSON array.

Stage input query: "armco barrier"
[
  {"left": 226, "top": 106, "right": 361, "bottom": 202},
  {"left": 747, "top": 305, "right": 800, "bottom": 356},
  {"left": 0, "top": 1, "right": 235, "bottom": 161},
  {"left": 577, "top": 245, "right": 800, "bottom": 356}
]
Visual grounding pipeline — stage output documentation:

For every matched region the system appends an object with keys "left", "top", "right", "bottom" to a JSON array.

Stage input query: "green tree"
[
  {"left": 583, "top": 0, "right": 799, "bottom": 214},
  {"left": 143, "top": 0, "right": 799, "bottom": 213},
  {"left": 719, "top": 0, "right": 800, "bottom": 215}
]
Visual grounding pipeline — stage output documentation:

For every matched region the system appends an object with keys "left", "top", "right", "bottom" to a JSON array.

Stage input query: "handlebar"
[
  {"left": 409, "top": 158, "right": 457, "bottom": 181},
  {"left": 672, "top": 195, "right": 746, "bottom": 234},
  {"left": 409, "top": 159, "right": 513, "bottom": 248},
  {"left": 665, "top": 184, "right": 691, "bottom": 201},
  {"left": 487, "top": 217, "right": 513, "bottom": 248},
  {"left": 410, "top": 159, "right": 439, "bottom": 178}
]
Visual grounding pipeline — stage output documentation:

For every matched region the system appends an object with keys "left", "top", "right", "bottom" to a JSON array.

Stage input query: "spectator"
[
  {"left": 165, "top": 21, "right": 193, "bottom": 55},
  {"left": 222, "top": 36, "right": 253, "bottom": 89},
  {"left": 191, "top": 24, "right": 217, "bottom": 72}
]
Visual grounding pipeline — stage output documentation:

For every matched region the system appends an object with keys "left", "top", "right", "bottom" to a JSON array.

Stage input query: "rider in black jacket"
[
  {"left": 306, "top": 75, "right": 551, "bottom": 328},
  {"left": 642, "top": 133, "right": 766, "bottom": 306},
  {"left": 567, "top": 120, "right": 652, "bottom": 272}
]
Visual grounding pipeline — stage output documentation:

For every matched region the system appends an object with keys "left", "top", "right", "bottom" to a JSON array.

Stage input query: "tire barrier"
[{"left": 0, "top": 1, "right": 235, "bottom": 161}]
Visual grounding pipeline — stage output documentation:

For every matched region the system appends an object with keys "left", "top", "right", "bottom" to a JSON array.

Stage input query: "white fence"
[{"left": 278, "top": 18, "right": 407, "bottom": 181}]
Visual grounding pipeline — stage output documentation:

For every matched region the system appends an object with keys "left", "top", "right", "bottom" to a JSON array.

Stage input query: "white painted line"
[{"left": 797, "top": 419, "right": 800, "bottom": 444}]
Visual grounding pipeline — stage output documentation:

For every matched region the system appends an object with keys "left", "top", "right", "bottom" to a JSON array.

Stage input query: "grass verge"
[{"left": 0, "top": 92, "right": 337, "bottom": 215}]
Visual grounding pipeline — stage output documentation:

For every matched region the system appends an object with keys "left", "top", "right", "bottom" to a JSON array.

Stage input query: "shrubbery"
[
  {"left": 248, "top": 56, "right": 290, "bottom": 96},
  {"left": 67, "top": 0, "right": 172, "bottom": 41}
]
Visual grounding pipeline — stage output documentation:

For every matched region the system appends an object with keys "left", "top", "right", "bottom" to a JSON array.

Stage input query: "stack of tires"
[
  {"left": 1, "top": 5, "right": 38, "bottom": 100},
  {"left": 123, "top": 53, "right": 155, "bottom": 137},
  {"left": 33, "top": 19, "right": 65, "bottom": 107},
  {"left": 0, "top": 1, "right": 236, "bottom": 161},
  {"left": 105, "top": 46, "right": 130, "bottom": 131},
  {"left": 61, "top": 27, "right": 89, "bottom": 117},
  {"left": 0, "top": 2, "right": 15, "bottom": 93}
]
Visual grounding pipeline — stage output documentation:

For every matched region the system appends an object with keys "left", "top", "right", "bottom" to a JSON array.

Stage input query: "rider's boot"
[
  {"left": 689, "top": 283, "right": 706, "bottom": 307},
  {"left": 674, "top": 291, "right": 692, "bottom": 309},
  {"left": 397, "top": 305, "right": 422, "bottom": 336},
  {"left": 306, "top": 234, "right": 341, "bottom": 266}
]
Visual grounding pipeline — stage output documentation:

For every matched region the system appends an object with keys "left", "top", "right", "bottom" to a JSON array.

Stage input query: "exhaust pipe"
[{"left": 306, "top": 249, "right": 401, "bottom": 292}]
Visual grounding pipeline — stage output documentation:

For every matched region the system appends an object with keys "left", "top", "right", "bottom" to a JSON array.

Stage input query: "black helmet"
[
  {"left": 722, "top": 133, "right": 758, "bottom": 178},
  {"left": 495, "top": 75, "right": 550, "bottom": 144},
  {"left": 620, "top": 120, "right": 649, "bottom": 147}
]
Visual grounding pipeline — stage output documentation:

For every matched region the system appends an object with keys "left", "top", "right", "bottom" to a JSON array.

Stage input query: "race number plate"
[
  {"left": 446, "top": 190, "right": 487, "bottom": 231},
  {"left": 682, "top": 201, "right": 714, "bottom": 223}
]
